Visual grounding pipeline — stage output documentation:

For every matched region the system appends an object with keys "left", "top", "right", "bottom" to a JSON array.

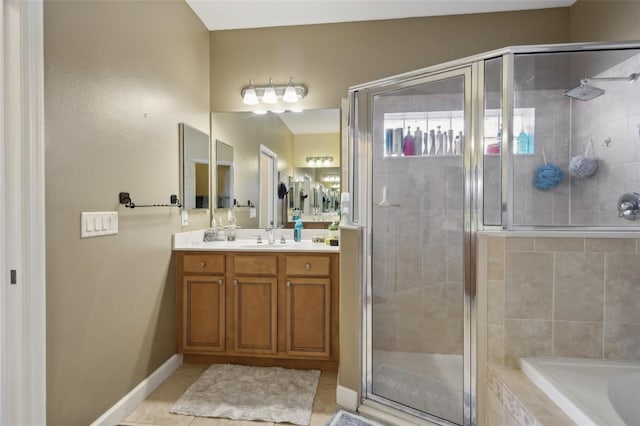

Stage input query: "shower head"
[{"left": 563, "top": 79, "right": 605, "bottom": 101}]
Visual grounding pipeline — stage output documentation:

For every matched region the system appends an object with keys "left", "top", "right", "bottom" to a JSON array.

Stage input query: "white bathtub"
[{"left": 520, "top": 357, "right": 640, "bottom": 426}]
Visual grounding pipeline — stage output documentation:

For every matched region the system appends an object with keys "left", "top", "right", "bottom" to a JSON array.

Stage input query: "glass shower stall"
[{"left": 348, "top": 41, "right": 640, "bottom": 426}]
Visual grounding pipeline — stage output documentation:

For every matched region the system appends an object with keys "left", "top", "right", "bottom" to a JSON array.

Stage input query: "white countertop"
[{"left": 173, "top": 229, "right": 340, "bottom": 253}]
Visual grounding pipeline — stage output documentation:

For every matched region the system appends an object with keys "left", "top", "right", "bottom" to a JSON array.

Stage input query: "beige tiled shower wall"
[
  {"left": 512, "top": 89, "right": 571, "bottom": 226},
  {"left": 570, "top": 52, "right": 640, "bottom": 226},
  {"left": 486, "top": 235, "right": 640, "bottom": 367},
  {"left": 371, "top": 92, "right": 464, "bottom": 355}
]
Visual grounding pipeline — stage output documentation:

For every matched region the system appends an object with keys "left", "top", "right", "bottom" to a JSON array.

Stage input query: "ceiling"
[{"left": 186, "top": 0, "right": 576, "bottom": 31}]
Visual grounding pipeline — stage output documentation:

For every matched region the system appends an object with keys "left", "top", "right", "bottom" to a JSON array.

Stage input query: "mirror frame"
[{"left": 178, "top": 122, "right": 211, "bottom": 212}]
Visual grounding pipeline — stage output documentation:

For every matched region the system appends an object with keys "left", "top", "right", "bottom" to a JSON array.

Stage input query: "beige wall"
[
  {"left": 338, "top": 227, "right": 363, "bottom": 394},
  {"left": 570, "top": 0, "right": 640, "bottom": 42},
  {"left": 292, "top": 133, "right": 340, "bottom": 168},
  {"left": 44, "top": 0, "right": 210, "bottom": 424},
  {"left": 210, "top": 112, "right": 293, "bottom": 228},
  {"left": 210, "top": 8, "right": 570, "bottom": 112}
]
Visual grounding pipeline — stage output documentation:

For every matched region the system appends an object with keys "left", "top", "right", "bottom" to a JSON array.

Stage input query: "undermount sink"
[{"left": 238, "top": 240, "right": 314, "bottom": 249}]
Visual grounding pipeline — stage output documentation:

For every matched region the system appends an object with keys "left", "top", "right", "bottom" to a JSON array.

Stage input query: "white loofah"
[
  {"left": 568, "top": 155, "right": 598, "bottom": 177},
  {"left": 569, "top": 139, "right": 599, "bottom": 178}
]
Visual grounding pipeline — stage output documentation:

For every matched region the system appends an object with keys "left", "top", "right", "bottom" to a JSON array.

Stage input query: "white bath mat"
[{"left": 170, "top": 363, "right": 320, "bottom": 425}]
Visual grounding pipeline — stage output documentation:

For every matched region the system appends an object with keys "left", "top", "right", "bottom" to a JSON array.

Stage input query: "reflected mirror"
[
  {"left": 215, "top": 140, "right": 234, "bottom": 209},
  {"left": 179, "top": 123, "right": 210, "bottom": 211},
  {"left": 211, "top": 108, "right": 340, "bottom": 228}
]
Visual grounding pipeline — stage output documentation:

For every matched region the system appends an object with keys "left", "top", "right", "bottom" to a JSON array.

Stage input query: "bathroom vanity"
[{"left": 173, "top": 235, "right": 340, "bottom": 371}]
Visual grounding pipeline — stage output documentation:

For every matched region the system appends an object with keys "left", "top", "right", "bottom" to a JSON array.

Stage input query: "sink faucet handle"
[
  {"left": 280, "top": 235, "right": 286, "bottom": 244},
  {"left": 251, "top": 234, "right": 263, "bottom": 244}
]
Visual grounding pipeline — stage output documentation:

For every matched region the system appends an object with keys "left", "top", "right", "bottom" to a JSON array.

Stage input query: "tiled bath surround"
[{"left": 486, "top": 235, "right": 640, "bottom": 368}]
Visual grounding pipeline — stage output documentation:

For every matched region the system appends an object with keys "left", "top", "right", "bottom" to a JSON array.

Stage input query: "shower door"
[{"left": 360, "top": 66, "right": 474, "bottom": 425}]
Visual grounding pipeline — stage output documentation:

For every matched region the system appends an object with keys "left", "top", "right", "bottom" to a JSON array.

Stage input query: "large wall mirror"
[
  {"left": 211, "top": 108, "right": 340, "bottom": 228},
  {"left": 179, "top": 123, "right": 210, "bottom": 211}
]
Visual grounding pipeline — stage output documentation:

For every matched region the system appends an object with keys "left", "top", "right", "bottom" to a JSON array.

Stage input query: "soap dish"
[{"left": 312, "top": 236, "right": 326, "bottom": 243}]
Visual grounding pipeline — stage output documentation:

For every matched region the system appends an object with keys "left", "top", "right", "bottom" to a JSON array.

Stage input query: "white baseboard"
[
  {"left": 336, "top": 385, "right": 359, "bottom": 411},
  {"left": 91, "top": 353, "right": 183, "bottom": 426}
]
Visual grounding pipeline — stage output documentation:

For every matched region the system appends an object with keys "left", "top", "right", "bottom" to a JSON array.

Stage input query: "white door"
[{"left": 1, "top": 0, "right": 47, "bottom": 424}]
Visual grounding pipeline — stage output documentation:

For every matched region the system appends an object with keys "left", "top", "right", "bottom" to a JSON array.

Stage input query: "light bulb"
[
  {"left": 289, "top": 106, "right": 303, "bottom": 113},
  {"left": 262, "top": 78, "right": 277, "bottom": 104},
  {"left": 253, "top": 109, "right": 267, "bottom": 115},
  {"left": 283, "top": 77, "right": 298, "bottom": 103},
  {"left": 242, "top": 80, "right": 259, "bottom": 105}
]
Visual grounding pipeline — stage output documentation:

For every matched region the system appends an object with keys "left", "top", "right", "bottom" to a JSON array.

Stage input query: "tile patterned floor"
[{"left": 120, "top": 363, "right": 338, "bottom": 426}]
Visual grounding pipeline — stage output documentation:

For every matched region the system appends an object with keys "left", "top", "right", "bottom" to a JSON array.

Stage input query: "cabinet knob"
[
  {"left": 305, "top": 263, "right": 311, "bottom": 270},
  {"left": 233, "top": 279, "right": 238, "bottom": 286},
  {"left": 286, "top": 281, "right": 291, "bottom": 287},
  {"left": 217, "top": 279, "right": 223, "bottom": 285},
  {"left": 200, "top": 261, "right": 206, "bottom": 267}
]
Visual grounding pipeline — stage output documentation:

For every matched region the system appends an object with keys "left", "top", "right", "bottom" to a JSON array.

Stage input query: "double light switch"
[{"left": 81, "top": 211, "right": 118, "bottom": 238}]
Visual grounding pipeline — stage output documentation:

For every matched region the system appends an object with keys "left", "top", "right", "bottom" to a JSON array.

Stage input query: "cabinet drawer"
[
  {"left": 286, "top": 255, "right": 331, "bottom": 276},
  {"left": 183, "top": 254, "right": 225, "bottom": 274},
  {"left": 233, "top": 255, "right": 277, "bottom": 276}
]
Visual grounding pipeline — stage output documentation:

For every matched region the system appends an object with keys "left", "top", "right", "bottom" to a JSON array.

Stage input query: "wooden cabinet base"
[
  {"left": 176, "top": 251, "right": 340, "bottom": 371},
  {"left": 183, "top": 354, "right": 339, "bottom": 372}
]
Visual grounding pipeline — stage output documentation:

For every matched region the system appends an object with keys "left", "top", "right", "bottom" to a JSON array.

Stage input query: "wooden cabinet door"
[
  {"left": 231, "top": 276, "right": 278, "bottom": 354},
  {"left": 183, "top": 275, "right": 225, "bottom": 352},
  {"left": 285, "top": 277, "right": 331, "bottom": 358}
]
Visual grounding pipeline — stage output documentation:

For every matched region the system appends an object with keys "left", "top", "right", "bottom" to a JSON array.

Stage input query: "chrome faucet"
[{"left": 266, "top": 225, "right": 275, "bottom": 245}]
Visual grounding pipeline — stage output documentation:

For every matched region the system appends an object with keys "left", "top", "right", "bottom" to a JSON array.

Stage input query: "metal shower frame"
[{"left": 346, "top": 40, "right": 640, "bottom": 426}]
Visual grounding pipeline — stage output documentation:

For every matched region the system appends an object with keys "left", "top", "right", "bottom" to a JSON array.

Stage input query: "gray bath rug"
[
  {"left": 170, "top": 364, "right": 320, "bottom": 425},
  {"left": 325, "top": 410, "right": 386, "bottom": 426}
]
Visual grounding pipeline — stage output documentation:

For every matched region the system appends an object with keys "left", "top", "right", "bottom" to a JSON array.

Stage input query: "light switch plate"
[{"left": 81, "top": 212, "right": 118, "bottom": 238}]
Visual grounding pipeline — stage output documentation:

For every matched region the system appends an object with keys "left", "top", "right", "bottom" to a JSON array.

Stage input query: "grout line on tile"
[
  {"left": 602, "top": 252, "right": 608, "bottom": 360},
  {"left": 551, "top": 252, "right": 556, "bottom": 356}
]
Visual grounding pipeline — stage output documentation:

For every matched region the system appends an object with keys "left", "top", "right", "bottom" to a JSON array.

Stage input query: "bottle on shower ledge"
[
  {"left": 414, "top": 126, "right": 423, "bottom": 155},
  {"left": 403, "top": 126, "right": 415, "bottom": 156},
  {"left": 427, "top": 129, "right": 435, "bottom": 156},
  {"left": 436, "top": 126, "right": 443, "bottom": 155}
]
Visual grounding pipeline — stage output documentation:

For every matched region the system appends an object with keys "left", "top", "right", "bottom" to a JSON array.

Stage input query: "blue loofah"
[{"left": 533, "top": 163, "right": 565, "bottom": 190}]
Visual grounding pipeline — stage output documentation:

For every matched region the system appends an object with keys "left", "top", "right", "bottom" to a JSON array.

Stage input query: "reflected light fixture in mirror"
[
  {"left": 306, "top": 156, "right": 333, "bottom": 167},
  {"left": 241, "top": 77, "right": 308, "bottom": 114}
]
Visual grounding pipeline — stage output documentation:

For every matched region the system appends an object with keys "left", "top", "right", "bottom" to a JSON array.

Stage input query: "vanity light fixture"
[
  {"left": 306, "top": 156, "right": 333, "bottom": 167},
  {"left": 242, "top": 79, "right": 259, "bottom": 105},
  {"left": 322, "top": 174, "right": 340, "bottom": 182},
  {"left": 241, "top": 77, "right": 308, "bottom": 111}
]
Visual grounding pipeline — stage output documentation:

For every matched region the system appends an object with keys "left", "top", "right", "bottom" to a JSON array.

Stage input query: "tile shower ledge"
[
  {"left": 487, "top": 363, "right": 575, "bottom": 426},
  {"left": 479, "top": 230, "right": 640, "bottom": 238}
]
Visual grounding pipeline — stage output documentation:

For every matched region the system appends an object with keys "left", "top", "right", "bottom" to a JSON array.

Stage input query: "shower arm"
[{"left": 582, "top": 73, "right": 639, "bottom": 84}]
